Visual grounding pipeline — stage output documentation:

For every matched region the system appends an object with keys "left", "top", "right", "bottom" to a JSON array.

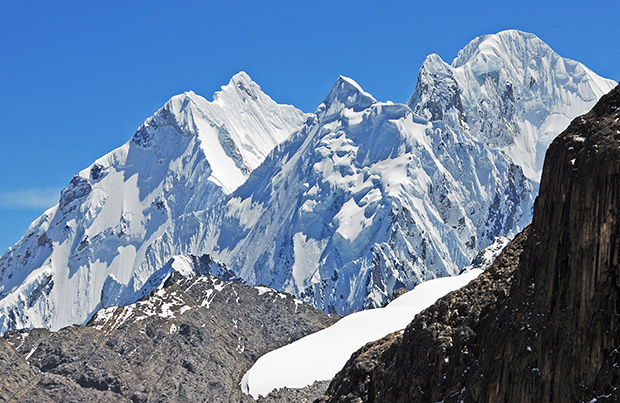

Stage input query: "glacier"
[
  {"left": 0, "top": 30, "right": 616, "bottom": 332},
  {"left": 242, "top": 267, "right": 485, "bottom": 398}
]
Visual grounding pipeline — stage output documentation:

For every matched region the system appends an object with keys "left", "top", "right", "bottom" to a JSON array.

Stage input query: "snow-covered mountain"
[
  {"left": 409, "top": 29, "right": 614, "bottom": 181},
  {"left": 0, "top": 30, "right": 615, "bottom": 332},
  {"left": 202, "top": 76, "right": 535, "bottom": 314},
  {"left": 0, "top": 72, "right": 308, "bottom": 332}
]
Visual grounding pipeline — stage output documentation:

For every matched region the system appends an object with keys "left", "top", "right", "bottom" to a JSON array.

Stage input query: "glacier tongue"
[
  {"left": 0, "top": 72, "right": 307, "bottom": 333},
  {"left": 0, "top": 31, "right": 617, "bottom": 333},
  {"left": 409, "top": 29, "right": 617, "bottom": 182}
]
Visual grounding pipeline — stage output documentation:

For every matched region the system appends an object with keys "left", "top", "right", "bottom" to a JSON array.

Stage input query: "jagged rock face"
[
  {"left": 501, "top": 82, "right": 620, "bottom": 402},
  {"left": 1, "top": 274, "right": 338, "bottom": 402},
  {"left": 319, "top": 84, "right": 620, "bottom": 402}
]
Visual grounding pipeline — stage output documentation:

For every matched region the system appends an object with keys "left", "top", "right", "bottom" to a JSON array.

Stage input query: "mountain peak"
[
  {"left": 0, "top": 71, "right": 308, "bottom": 333},
  {"left": 231, "top": 70, "right": 252, "bottom": 82},
  {"left": 451, "top": 29, "right": 543, "bottom": 68},
  {"left": 423, "top": 53, "right": 447, "bottom": 68},
  {"left": 409, "top": 29, "right": 616, "bottom": 182},
  {"left": 213, "top": 71, "right": 264, "bottom": 104},
  {"left": 322, "top": 75, "right": 376, "bottom": 112}
]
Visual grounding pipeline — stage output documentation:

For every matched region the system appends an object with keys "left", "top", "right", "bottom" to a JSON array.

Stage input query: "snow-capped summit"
[
  {"left": 145, "top": 72, "right": 308, "bottom": 193},
  {"left": 409, "top": 29, "right": 616, "bottom": 181},
  {"left": 0, "top": 72, "right": 307, "bottom": 333},
  {"left": 323, "top": 76, "right": 377, "bottom": 112}
]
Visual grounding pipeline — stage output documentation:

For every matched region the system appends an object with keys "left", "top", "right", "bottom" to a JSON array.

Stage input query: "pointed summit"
[
  {"left": 0, "top": 72, "right": 307, "bottom": 334},
  {"left": 214, "top": 71, "right": 264, "bottom": 104},
  {"left": 322, "top": 76, "right": 376, "bottom": 112},
  {"left": 408, "top": 54, "right": 464, "bottom": 124}
]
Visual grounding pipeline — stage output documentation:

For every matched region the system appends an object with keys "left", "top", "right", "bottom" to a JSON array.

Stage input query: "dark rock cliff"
[{"left": 319, "top": 84, "right": 620, "bottom": 403}]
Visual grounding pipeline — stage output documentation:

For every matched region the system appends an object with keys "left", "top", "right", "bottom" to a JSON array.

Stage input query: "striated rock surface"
[{"left": 319, "top": 84, "right": 620, "bottom": 402}]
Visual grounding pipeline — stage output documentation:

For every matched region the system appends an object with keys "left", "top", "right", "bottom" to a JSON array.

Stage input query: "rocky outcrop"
[
  {"left": 258, "top": 381, "right": 332, "bottom": 403},
  {"left": 1, "top": 274, "right": 338, "bottom": 402},
  {"left": 319, "top": 84, "right": 620, "bottom": 403}
]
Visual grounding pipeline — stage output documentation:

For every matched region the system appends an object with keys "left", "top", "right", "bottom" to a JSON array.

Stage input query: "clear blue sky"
[{"left": 0, "top": 0, "right": 618, "bottom": 252}]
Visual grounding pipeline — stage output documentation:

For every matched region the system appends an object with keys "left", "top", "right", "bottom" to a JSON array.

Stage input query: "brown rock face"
[
  {"left": 319, "top": 84, "right": 620, "bottom": 403},
  {"left": 498, "top": 81, "right": 620, "bottom": 402}
]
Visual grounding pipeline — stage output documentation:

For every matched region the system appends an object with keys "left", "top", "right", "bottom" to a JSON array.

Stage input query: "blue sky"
[{"left": 0, "top": 0, "right": 618, "bottom": 252}]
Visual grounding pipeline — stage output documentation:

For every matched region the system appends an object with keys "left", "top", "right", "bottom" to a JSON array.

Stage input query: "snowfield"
[{"left": 241, "top": 268, "right": 483, "bottom": 399}]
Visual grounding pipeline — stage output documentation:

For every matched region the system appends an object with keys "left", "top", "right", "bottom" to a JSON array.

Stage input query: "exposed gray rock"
[
  {"left": 257, "top": 381, "right": 331, "bottom": 403},
  {"left": 2, "top": 274, "right": 338, "bottom": 402}
]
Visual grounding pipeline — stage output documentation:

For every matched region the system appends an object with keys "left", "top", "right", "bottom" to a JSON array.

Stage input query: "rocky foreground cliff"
[
  {"left": 319, "top": 84, "right": 620, "bottom": 403},
  {"left": 0, "top": 271, "right": 338, "bottom": 402}
]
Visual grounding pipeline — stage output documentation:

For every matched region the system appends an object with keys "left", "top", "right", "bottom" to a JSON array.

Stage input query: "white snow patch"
[
  {"left": 256, "top": 286, "right": 273, "bottom": 296},
  {"left": 200, "top": 289, "right": 215, "bottom": 308},
  {"left": 334, "top": 198, "right": 373, "bottom": 241},
  {"left": 169, "top": 255, "right": 196, "bottom": 277},
  {"left": 92, "top": 306, "right": 118, "bottom": 330},
  {"left": 25, "top": 346, "right": 37, "bottom": 361},
  {"left": 241, "top": 268, "right": 483, "bottom": 398}
]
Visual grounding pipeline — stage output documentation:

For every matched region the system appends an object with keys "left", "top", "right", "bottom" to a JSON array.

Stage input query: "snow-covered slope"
[
  {"left": 242, "top": 267, "right": 484, "bottom": 398},
  {"left": 0, "top": 72, "right": 307, "bottom": 333},
  {"left": 201, "top": 76, "right": 534, "bottom": 314},
  {"left": 409, "top": 29, "right": 616, "bottom": 181}
]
